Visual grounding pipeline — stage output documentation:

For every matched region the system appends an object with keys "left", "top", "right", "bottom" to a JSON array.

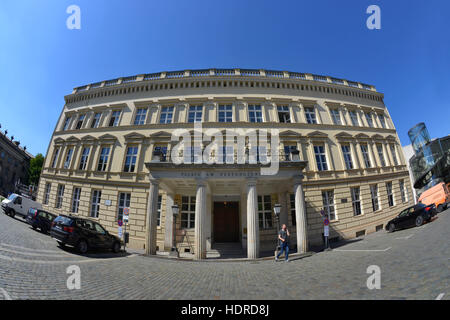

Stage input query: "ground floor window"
[
  {"left": 157, "top": 195, "right": 162, "bottom": 227},
  {"left": 71, "top": 187, "right": 81, "bottom": 213},
  {"left": 43, "top": 183, "right": 51, "bottom": 205},
  {"left": 118, "top": 193, "right": 131, "bottom": 221},
  {"left": 289, "top": 193, "right": 296, "bottom": 225},
  {"left": 258, "top": 195, "right": 273, "bottom": 229},
  {"left": 181, "top": 196, "right": 196, "bottom": 229},
  {"left": 55, "top": 184, "right": 65, "bottom": 209},
  {"left": 386, "top": 182, "right": 394, "bottom": 207},
  {"left": 90, "top": 190, "right": 102, "bottom": 218},
  {"left": 400, "top": 180, "right": 407, "bottom": 203},
  {"left": 322, "top": 190, "right": 336, "bottom": 220},
  {"left": 370, "top": 184, "right": 379, "bottom": 211},
  {"left": 351, "top": 187, "right": 362, "bottom": 216}
]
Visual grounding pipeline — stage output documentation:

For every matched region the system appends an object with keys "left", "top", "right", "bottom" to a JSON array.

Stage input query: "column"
[
  {"left": 294, "top": 176, "right": 308, "bottom": 254},
  {"left": 164, "top": 193, "right": 175, "bottom": 251},
  {"left": 194, "top": 179, "right": 207, "bottom": 260},
  {"left": 246, "top": 178, "right": 259, "bottom": 259},
  {"left": 145, "top": 179, "right": 159, "bottom": 255},
  {"left": 278, "top": 192, "right": 288, "bottom": 226}
]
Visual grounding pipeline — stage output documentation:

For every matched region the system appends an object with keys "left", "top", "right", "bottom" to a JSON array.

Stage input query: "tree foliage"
[{"left": 28, "top": 153, "right": 44, "bottom": 186}]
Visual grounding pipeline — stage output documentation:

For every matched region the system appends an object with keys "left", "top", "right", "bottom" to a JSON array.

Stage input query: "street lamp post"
[
  {"left": 170, "top": 204, "right": 180, "bottom": 258},
  {"left": 273, "top": 204, "right": 282, "bottom": 254}
]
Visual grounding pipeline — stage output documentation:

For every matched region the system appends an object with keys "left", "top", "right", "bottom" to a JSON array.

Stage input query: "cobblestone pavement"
[{"left": 0, "top": 207, "right": 448, "bottom": 300}]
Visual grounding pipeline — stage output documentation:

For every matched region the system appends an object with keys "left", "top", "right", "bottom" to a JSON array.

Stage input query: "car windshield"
[
  {"left": 7, "top": 194, "right": 17, "bottom": 201},
  {"left": 53, "top": 216, "right": 73, "bottom": 226}
]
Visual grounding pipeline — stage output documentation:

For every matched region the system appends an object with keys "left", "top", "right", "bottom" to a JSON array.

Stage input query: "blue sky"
[{"left": 0, "top": 0, "right": 449, "bottom": 156}]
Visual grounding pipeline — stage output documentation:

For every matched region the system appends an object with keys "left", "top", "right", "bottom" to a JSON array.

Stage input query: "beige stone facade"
[{"left": 37, "top": 68, "right": 413, "bottom": 258}]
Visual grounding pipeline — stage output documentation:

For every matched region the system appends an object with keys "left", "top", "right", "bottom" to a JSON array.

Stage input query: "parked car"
[
  {"left": 26, "top": 208, "right": 57, "bottom": 234},
  {"left": 418, "top": 182, "right": 450, "bottom": 213},
  {"left": 386, "top": 203, "right": 436, "bottom": 233},
  {"left": 50, "top": 214, "right": 122, "bottom": 254},
  {"left": 1, "top": 193, "right": 42, "bottom": 218}
]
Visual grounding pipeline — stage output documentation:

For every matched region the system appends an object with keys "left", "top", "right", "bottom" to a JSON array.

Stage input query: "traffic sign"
[
  {"left": 118, "top": 226, "right": 123, "bottom": 238},
  {"left": 118, "top": 219, "right": 123, "bottom": 227},
  {"left": 324, "top": 225, "right": 329, "bottom": 237},
  {"left": 123, "top": 207, "right": 130, "bottom": 222},
  {"left": 324, "top": 218, "right": 329, "bottom": 226}
]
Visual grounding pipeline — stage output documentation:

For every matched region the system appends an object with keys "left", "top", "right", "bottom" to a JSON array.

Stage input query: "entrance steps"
[{"left": 208, "top": 242, "right": 245, "bottom": 259}]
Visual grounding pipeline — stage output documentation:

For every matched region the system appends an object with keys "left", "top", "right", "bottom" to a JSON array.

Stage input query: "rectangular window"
[
  {"left": 290, "top": 193, "right": 296, "bottom": 225},
  {"left": 361, "top": 144, "right": 371, "bottom": 168},
  {"left": 181, "top": 196, "right": 196, "bottom": 229},
  {"left": 370, "top": 185, "right": 379, "bottom": 212},
  {"left": 153, "top": 145, "right": 168, "bottom": 162},
  {"left": 71, "top": 187, "right": 81, "bottom": 213},
  {"left": 124, "top": 146, "right": 138, "bottom": 172},
  {"left": 349, "top": 111, "right": 359, "bottom": 126},
  {"left": 248, "top": 105, "right": 263, "bottom": 123},
  {"left": 118, "top": 193, "right": 131, "bottom": 221},
  {"left": 63, "top": 117, "right": 72, "bottom": 131},
  {"left": 365, "top": 112, "right": 374, "bottom": 127},
  {"left": 91, "top": 112, "right": 102, "bottom": 128},
  {"left": 283, "top": 145, "right": 298, "bottom": 161},
  {"left": 184, "top": 146, "right": 202, "bottom": 163},
  {"left": 109, "top": 110, "right": 121, "bottom": 127},
  {"left": 351, "top": 187, "right": 362, "bottom": 216},
  {"left": 258, "top": 195, "right": 273, "bottom": 229},
  {"left": 330, "top": 109, "right": 342, "bottom": 125},
  {"left": 159, "top": 106, "right": 174, "bottom": 124},
  {"left": 390, "top": 145, "right": 398, "bottom": 166},
  {"left": 277, "top": 106, "right": 291, "bottom": 123},
  {"left": 78, "top": 147, "right": 90, "bottom": 170},
  {"left": 219, "top": 145, "right": 234, "bottom": 163},
  {"left": 400, "top": 180, "right": 407, "bottom": 203},
  {"left": 341, "top": 145, "right": 353, "bottom": 170},
  {"left": 386, "top": 182, "right": 394, "bottom": 207},
  {"left": 377, "top": 145, "right": 386, "bottom": 167},
  {"left": 51, "top": 148, "right": 60, "bottom": 168},
  {"left": 314, "top": 145, "right": 328, "bottom": 171},
  {"left": 304, "top": 107, "right": 317, "bottom": 124},
  {"left": 157, "top": 195, "right": 162, "bottom": 227},
  {"left": 64, "top": 148, "right": 74, "bottom": 169},
  {"left": 134, "top": 108, "right": 148, "bottom": 125},
  {"left": 55, "top": 184, "right": 65, "bottom": 209},
  {"left": 75, "top": 114, "right": 85, "bottom": 130},
  {"left": 322, "top": 190, "right": 336, "bottom": 221},
  {"left": 188, "top": 105, "right": 203, "bottom": 123},
  {"left": 90, "top": 190, "right": 102, "bottom": 218},
  {"left": 218, "top": 105, "right": 232, "bottom": 122},
  {"left": 378, "top": 114, "right": 386, "bottom": 128},
  {"left": 43, "top": 183, "right": 51, "bottom": 205},
  {"left": 97, "top": 147, "right": 111, "bottom": 171}
]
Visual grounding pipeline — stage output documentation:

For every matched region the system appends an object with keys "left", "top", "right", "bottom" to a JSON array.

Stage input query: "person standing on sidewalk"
[{"left": 275, "top": 224, "right": 290, "bottom": 262}]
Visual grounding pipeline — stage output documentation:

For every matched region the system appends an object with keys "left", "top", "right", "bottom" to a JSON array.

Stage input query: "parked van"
[
  {"left": 1, "top": 193, "right": 42, "bottom": 218},
  {"left": 418, "top": 182, "right": 450, "bottom": 213}
]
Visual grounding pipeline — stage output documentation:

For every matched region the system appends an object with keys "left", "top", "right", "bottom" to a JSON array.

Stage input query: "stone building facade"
[{"left": 37, "top": 68, "right": 414, "bottom": 259}]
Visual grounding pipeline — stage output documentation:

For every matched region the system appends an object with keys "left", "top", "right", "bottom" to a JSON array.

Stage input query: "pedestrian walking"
[{"left": 275, "top": 224, "right": 290, "bottom": 262}]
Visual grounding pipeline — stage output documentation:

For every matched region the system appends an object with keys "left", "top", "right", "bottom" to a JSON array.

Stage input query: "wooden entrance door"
[{"left": 213, "top": 202, "right": 239, "bottom": 242}]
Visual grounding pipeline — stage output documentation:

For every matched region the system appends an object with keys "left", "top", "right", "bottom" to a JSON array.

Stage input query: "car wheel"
[
  {"left": 9, "top": 210, "right": 15, "bottom": 218},
  {"left": 57, "top": 241, "right": 66, "bottom": 248},
  {"left": 437, "top": 204, "right": 444, "bottom": 213},
  {"left": 77, "top": 240, "right": 88, "bottom": 254},
  {"left": 388, "top": 223, "right": 395, "bottom": 233},
  {"left": 415, "top": 215, "right": 424, "bottom": 227},
  {"left": 32, "top": 225, "right": 37, "bottom": 230},
  {"left": 112, "top": 242, "right": 121, "bottom": 253}
]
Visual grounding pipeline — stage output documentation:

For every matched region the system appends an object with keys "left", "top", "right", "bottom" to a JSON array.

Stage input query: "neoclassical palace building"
[{"left": 38, "top": 68, "right": 413, "bottom": 259}]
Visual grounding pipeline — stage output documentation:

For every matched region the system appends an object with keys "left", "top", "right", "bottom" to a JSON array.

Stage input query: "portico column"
[
  {"left": 294, "top": 176, "right": 308, "bottom": 254},
  {"left": 194, "top": 179, "right": 207, "bottom": 260},
  {"left": 145, "top": 179, "right": 159, "bottom": 255},
  {"left": 164, "top": 193, "right": 175, "bottom": 251},
  {"left": 247, "top": 178, "right": 259, "bottom": 259}
]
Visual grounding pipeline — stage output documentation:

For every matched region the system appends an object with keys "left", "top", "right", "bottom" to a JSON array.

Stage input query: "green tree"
[{"left": 28, "top": 153, "right": 44, "bottom": 186}]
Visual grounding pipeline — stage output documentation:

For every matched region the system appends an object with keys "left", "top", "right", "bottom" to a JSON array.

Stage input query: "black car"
[
  {"left": 385, "top": 203, "right": 436, "bottom": 233},
  {"left": 26, "top": 208, "right": 57, "bottom": 234},
  {"left": 50, "top": 215, "right": 122, "bottom": 254}
]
